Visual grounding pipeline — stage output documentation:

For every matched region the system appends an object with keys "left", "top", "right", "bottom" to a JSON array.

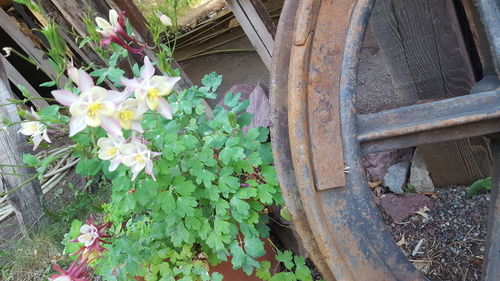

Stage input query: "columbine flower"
[
  {"left": 121, "top": 56, "right": 180, "bottom": 119},
  {"left": 95, "top": 9, "right": 144, "bottom": 54},
  {"left": 19, "top": 108, "right": 51, "bottom": 150},
  {"left": 115, "top": 99, "right": 144, "bottom": 132},
  {"left": 71, "top": 216, "right": 110, "bottom": 256},
  {"left": 2, "top": 47, "right": 12, "bottom": 57},
  {"left": 121, "top": 140, "right": 159, "bottom": 180},
  {"left": 97, "top": 136, "right": 124, "bottom": 171},
  {"left": 51, "top": 70, "right": 124, "bottom": 137},
  {"left": 67, "top": 60, "right": 80, "bottom": 87},
  {"left": 48, "top": 255, "right": 92, "bottom": 281},
  {"left": 156, "top": 11, "right": 172, "bottom": 26}
]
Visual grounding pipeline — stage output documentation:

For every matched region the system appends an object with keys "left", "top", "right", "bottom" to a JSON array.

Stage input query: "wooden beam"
[
  {"left": 226, "top": 0, "right": 274, "bottom": 69},
  {"left": 371, "top": 0, "right": 492, "bottom": 185},
  {"left": 1, "top": 56, "right": 49, "bottom": 110},
  {"left": 0, "top": 56, "right": 47, "bottom": 232},
  {"left": 0, "top": 6, "right": 67, "bottom": 86}
]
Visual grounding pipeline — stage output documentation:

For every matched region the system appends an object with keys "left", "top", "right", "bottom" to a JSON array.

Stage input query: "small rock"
[
  {"left": 362, "top": 149, "right": 413, "bottom": 181},
  {"left": 384, "top": 162, "right": 410, "bottom": 194},
  {"left": 409, "top": 148, "right": 435, "bottom": 193},
  {"left": 377, "top": 193, "right": 434, "bottom": 222}
]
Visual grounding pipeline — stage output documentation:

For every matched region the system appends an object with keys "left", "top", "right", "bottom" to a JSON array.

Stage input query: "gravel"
[{"left": 380, "top": 186, "right": 490, "bottom": 281}]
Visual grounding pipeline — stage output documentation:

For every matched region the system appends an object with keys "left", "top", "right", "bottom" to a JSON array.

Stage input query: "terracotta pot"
[{"left": 209, "top": 239, "right": 277, "bottom": 281}]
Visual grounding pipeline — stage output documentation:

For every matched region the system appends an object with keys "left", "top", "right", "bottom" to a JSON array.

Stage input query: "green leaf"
[
  {"left": 295, "top": 264, "right": 312, "bottom": 281},
  {"left": 78, "top": 37, "right": 92, "bottom": 48},
  {"left": 215, "top": 199, "right": 230, "bottom": 216},
  {"left": 211, "top": 272, "right": 224, "bottom": 281},
  {"left": 256, "top": 260, "right": 272, "bottom": 280},
  {"left": 270, "top": 272, "right": 297, "bottom": 281},
  {"left": 229, "top": 241, "right": 246, "bottom": 269},
  {"left": 201, "top": 72, "right": 222, "bottom": 92},
  {"left": 280, "top": 207, "right": 292, "bottom": 221},
  {"left": 244, "top": 238, "right": 265, "bottom": 258},
  {"left": 276, "top": 250, "right": 294, "bottom": 270},
  {"left": 174, "top": 177, "right": 196, "bottom": 196},
  {"left": 176, "top": 196, "right": 197, "bottom": 217},
  {"left": 23, "top": 154, "right": 41, "bottom": 166},
  {"left": 207, "top": 231, "right": 225, "bottom": 251},
  {"left": 76, "top": 158, "right": 102, "bottom": 176},
  {"left": 214, "top": 217, "right": 230, "bottom": 235},
  {"left": 39, "top": 80, "right": 56, "bottom": 87},
  {"left": 257, "top": 184, "right": 276, "bottom": 204},
  {"left": 224, "top": 92, "right": 241, "bottom": 108},
  {"left": 467, "top": 177, "right": 492, "bottom": 198}
]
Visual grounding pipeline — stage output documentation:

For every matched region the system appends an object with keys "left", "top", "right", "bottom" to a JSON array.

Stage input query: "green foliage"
[
  {"left": 467, "top": 177, "right": 492, "bottom": 198},
  {"left": 257, "top": 251, "right": 314, "bottom": 281},
  {"left": 58, "top": 73, "right": 297, "bottom": 280}
]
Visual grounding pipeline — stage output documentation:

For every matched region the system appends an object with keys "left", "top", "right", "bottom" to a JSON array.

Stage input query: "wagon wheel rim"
[{"left": 270, "top": 0, "right": 500, "bottom": 280}]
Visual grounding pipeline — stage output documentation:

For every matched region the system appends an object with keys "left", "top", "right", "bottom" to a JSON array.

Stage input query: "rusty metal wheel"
[{"left": 270, "top": 0, "right": 500, "bottom": 280}]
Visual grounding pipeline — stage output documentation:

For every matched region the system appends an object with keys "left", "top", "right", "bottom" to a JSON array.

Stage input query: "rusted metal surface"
[
  {"left": 271, "top": 0, "right": 499, "bottom": 280},
  {"left": 358, "top": 88, "right": 500, "bottom": 154},
  {"left": 287, "top": 0, "right": 425, "bottom": 279},
  {"left": 269, "top": 0, "right": 335, "bottom": 279},
  {"left": 483, "top": 135, "right": 500, "bottom": 281}
]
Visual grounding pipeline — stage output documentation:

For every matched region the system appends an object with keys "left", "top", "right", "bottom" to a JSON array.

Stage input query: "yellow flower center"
[
  {"left": 29, "top": 123, "right": 38, "bottom": 132},
  {"left": 134, "top": 154, "right": 145, "bottom": 164},
  {"left": 107, "top": 147, "right": 117, "bottom": 157},
  {"left": 119, "top": 110, "right": 134, "bottom": 121},
  {"left": 87, "top": 102, "right": 102, "bottom": 116},
  {"left": 147, "top": 88, "right": 160, "bottom": 99}
]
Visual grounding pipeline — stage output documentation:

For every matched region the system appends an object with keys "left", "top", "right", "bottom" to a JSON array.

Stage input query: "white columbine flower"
[
  {"left": 95, "top": 9, "right": 120, "bottom": 38},
  {"left": 19, "top": 108, "right": 51, "bottom": 150},
  {"left": 97, "top": 136, "right": 125, "bottom": 171},
  {"left": 77, "top": 224, "right": 99, "bottom": 247},
  {"left": 51, "top": 70, "right": 124, "bottom": 137},
  {"left": 121, "top": 140, "right": 158, "bottom": 180},
  {"left": 121, "top": 56, "right": 180, "bottom": 119},
  {"left": 115, "top": 98, "right": 144, "bottom": 132}
]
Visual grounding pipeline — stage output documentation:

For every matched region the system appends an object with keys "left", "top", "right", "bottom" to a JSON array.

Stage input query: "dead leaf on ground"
[
  {"left": 396, "top": 234, "right": 408, "bottom": 246},
  {"left": 412, "top": 260, "right": 431, "bottom": 274},
  {"left": 369, "top": 181, "right": 383, "bottom": 189},
  {"left": 416, "top": 206, "right": 431, "bottom": 223}
]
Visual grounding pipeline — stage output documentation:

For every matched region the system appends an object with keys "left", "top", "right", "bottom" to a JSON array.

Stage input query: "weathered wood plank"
[
  {"left": 226, "top": 0, "right": 273, "bottom": 69},
  {"left": 0, "top": 56, "right": 47, "bottom": 231},
  {"left": 0, "top": 6, "right": 67, "bottom": 86},
  {"left": 371, "top": 0, "right": 492, "bottom": 185},
  {"left": 1, "top": 56, "right": 49, "bottom": 110}
]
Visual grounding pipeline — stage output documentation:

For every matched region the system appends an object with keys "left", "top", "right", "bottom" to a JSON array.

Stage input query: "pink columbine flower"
[
  {"left": 71, "top": 216, "right": 110, "bottom": 256},
  {"left": 51, "top": 70, "right": 126, "bottom": 137},
  {"left": 121, "top": 139, "right": 160, "bottom": 180},
  {"left": 48, "top": 255, "right": 92, "bottom": 281},
  {"left": 121, "top": 56, "right": 181, "bottom": 119},
  {"left": 19, "top": 107, "right": 51, "bottom": 150},
  {"left": 95, "top": 9, "right": 144, "bottom": 54}
]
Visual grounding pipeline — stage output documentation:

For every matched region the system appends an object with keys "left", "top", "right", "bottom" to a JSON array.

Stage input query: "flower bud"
[
  {"left": 2, "top": 47, "right": 12, "bottom": 57},
  {"left": 156, "top": 11, "right": 172, "bottom": 26}
]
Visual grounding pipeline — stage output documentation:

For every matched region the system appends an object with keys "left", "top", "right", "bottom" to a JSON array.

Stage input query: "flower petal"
[
  {"left": 51, "top": 90, "right": 79, "bottom": 106},
  {"left": 69, "top": 116, "right": 86, "bottom": 137},
  {"left": 106, "top": 90, "right": 130, "bottom": 105},
  {"left": 157, "top": 97, "right": 173, "bottom": 119},
  {"left": 121, "top": 78, "right": 141, "bottom": 92},
  {"left": 100, "top": 116, "right": 123, "bottom": 137},
  {"left": 78, "top": 70, "right": 94, "bottom": 92},
  {"left": 141, "top": 56, "right": 155, "bottom": 80},
  {"left": 109, "top": 158, "right": 121, "bottom": 171}
]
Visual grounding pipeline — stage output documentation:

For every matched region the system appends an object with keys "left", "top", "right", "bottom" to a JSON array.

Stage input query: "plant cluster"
[{"left": 3, "top": 4, "right": 316, "bottom": 281}]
